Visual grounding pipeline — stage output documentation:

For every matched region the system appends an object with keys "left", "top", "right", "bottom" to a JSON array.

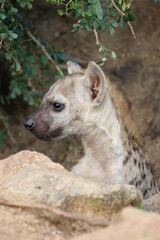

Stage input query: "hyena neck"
[
  {"left": 82, "top": 95, "right": 125, "bottom": 163},
  {"left": 80, "top": 90, "right": 159, "bottom": 199}
]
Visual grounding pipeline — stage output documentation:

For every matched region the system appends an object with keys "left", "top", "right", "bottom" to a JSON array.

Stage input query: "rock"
[
  {"left": 143, "top": 193, "right": 160, "bottom": 213},
  {"left": 0, "top": 204, "right": 64, "bottom": 240},
  {"left": 0, "top": 150, "right": 142, "bottom": 239},
  {"left": 0, "top": 151, "right": 142, "bottom": 217},
  {"left": 72, "top": 207, "right": 160, "bottom": 240}
]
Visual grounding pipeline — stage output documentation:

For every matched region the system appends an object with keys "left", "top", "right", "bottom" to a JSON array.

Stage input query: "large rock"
[
  {"left": 0, "top": 150, "right": 142, "bottom": 239},
  {"left": 0, "top": 151, "right": 142, "bottom": 217},
  {"left": 72, "top": 207, "right": 160, "bottom": 240},
  {"left": 0, "top": 204, "right": 64, "bottom": 240}
]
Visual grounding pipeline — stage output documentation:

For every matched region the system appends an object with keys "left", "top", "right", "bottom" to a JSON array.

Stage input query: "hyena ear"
[
  {"left": 85, "top": 61, "right": 107, "bottom": 106},
  {"left": 67, "top": 61, "right": 83, "bottom": 75}
]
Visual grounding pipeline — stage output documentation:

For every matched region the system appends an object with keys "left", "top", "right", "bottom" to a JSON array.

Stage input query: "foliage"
[
  {"left": 0, "top": 0, "right": 65, "bottom": 107},
  {"left": 46, "top": 0, "right": 136, "bottom": 65},
  {"left": 138, "top": 204, "right": 147, "bottom": 212},
  {"left": 0, "top": 0, "right": 65, "bottom": 145}
]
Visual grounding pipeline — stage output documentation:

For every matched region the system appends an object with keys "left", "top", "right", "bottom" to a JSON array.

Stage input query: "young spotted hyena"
[{"left": 24, "top": 61, "right": 159, "bottom": 199}]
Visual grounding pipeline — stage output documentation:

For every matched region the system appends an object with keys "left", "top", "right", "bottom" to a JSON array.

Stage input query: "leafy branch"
[
  {"left": 47, "top": 0, "right": 136, "bottom": 64},
  {"left": 27, "top": 31, "right": 64, "bottom": 77},
  {"left": 0, "top": 0, "right": 66, "bottom": 146}
]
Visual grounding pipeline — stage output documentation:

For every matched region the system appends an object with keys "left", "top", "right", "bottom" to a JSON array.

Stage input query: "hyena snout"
[{"left": 24, "top": 118, "right": 35, "bottom": 130}]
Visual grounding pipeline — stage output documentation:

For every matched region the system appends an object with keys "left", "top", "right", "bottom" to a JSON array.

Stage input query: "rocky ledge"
[{"left": 0, "top": 150, "right": 159, "bottom": 240}]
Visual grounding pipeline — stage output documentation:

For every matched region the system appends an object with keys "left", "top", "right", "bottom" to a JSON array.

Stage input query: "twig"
[
  {"left": 93, "top": 25, "right": 102, "bottom": 46},
  {"left": 1, "top": 0, "right": 5, "bottom": 8},
  {"left": 110, "top": 0, "right": 136, "bottom": 39},
  {"left": 27, "top": 31, "right": 64, "bottom": 77},
  {"left": 66, "top": 0, "right": 73, "bottom": 14},
  {"left": 0, "top": 198, "right": 117, "bottom": 227}
]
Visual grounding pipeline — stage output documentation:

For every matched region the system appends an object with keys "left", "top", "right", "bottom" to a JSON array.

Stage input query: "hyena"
[{"left": 24, "top": 61, "right": 159, "bottom": 199}]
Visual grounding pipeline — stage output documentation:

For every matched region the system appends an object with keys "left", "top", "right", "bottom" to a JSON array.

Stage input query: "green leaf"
[
  {"left": 85, "top": 11, "right": 92, "bottom": 17},
  {"left": 24, "top": 95, "right": 29, "bottom": 102},
  {"left": 128, "top": 13, "right": 136, "bottom": 21},
  {"left": 121, "top": 19, "right": 125, "bottom": 29},
  {"left": 101, "top": 22, "right": 109, "bottom": 30},
  {"left": 15, "top": 88, "right": 21, "bottom": 95},
  {"left": 108, "top": 4, "right": 113, "bottom": 8},
  {"left": 99, "top": 62, "right": 105, "bottom": 67},
  {"left": 31, "top": 66, "right": 37, "bottom": 76},
  {"left": 0, "top": 33, "right": 8, "bottom": 38},
  {"left": 12, "top": 33, "right": 18, "bottom": 39},
  {"left": 110, "top": 11, "right": 116, "bottom": 17},
  {"left": 123, "top": 15, "right": 129, "bottom": 22},
  {"left": 102, "top": 16, "right": 109, "bottom": 23},
  {"left": 10, "top": 90, "right": 16, "bottom": 99},
  {"left": 40, "top": 56, "right": 48, "bottom": 65},
  {"left": 89, "top": 15, "right": 96, "bottom": 24},
  {"left": 58, "top": 10, "right": 64, "bottom": 16},
  {"left": 111, "top": 51, "right": 116, "bottom": 59},
  {"left": 85, "top": 23, "right": 92, "bottom": 31},
  {"left": 138, "top": 204, "right": 146, "bottom": 211},
  {"left": 94, "top": 20, "right": 99, "bottom": 30},
  {"left": 5, "top": 53, "right": 11, "bottom": 61},
  {"left": 0, "top": 13, "right": 6, "bottom": 20},
  {"left": 102, "top": 57, "right": 107, "bottom": 62},
  {"left": 110, "top": 20, "right": 118, "bottom": 28},
  {"left": 29, "top": 96, "right": 34, "bottom": 105},
  {"left": 16, "top": 63, "right": 21, "bottom": 72},
  {"left": 72, "top": 23, "right": 80, "bottom": 32},
  {"left": 99, "top": 46, "right": 103, "bottom": 52},
  {"left": 11, "top": 7, "right": 18, "bottom": 13},
  {"left": 109, "top": 25, "right": 115, "bottom": 35},
  {"left": 103, "top": 10, "right": 108, "bottom": 15},
  {"left": 26, "top": 56, "right": 36, "bottom": 63},
  {"left": 122, "top": 2, "right": 126, "bottom": 11},
  {"left": 26, "top": 2, "right": 32, "bottom": 9},
  {"left": 20, "top": 2, "right": 26, "bottom": 8},
  {"left": 95, "top": 3, "right": 103, "bottom": 20},
  {"left": 81, "top": 11, "right": 85, "bottom": 17},
  {"left": 116, "top": 15, "right": 121, "bottom": 23},
  {"left": 105, "top": 50, "right": 108, "bottom": 57}
]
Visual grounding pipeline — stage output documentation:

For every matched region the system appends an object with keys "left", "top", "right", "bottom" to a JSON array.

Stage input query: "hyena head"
[{"left": 24, "top": 61, "right": 107, "bottom": 141}]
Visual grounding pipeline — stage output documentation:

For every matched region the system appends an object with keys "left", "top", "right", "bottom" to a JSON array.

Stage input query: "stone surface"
[
  {"left": 72, "top": 207, "right": 160, "bottom": 240},
  {"left": 0, "top": 205, "right": 64, "bottom": 240},
  {"left": 0, "top": 150, "right": 142, "bottom": 219},
  {"left": 0, "top": 150, "right": 143, "bottom": 239}
]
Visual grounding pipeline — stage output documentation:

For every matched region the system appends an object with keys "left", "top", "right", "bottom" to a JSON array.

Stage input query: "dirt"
[{"left": 0, "top": 0, "right": 160, "bottom": 182}]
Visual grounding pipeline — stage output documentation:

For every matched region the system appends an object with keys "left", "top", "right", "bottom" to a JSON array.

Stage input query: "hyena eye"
[{"left": 52, "top": 102, "right": 64, "bottom": 112}]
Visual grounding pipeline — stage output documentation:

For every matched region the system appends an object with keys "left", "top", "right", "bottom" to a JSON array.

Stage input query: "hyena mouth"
[{"left": 33, "top": 127, "right": 63, "bottom": 141}]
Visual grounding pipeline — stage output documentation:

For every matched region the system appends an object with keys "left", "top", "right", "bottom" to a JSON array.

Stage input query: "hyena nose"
[{"left": 24, "top": 118, "right": 35, "bottom": 130}]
